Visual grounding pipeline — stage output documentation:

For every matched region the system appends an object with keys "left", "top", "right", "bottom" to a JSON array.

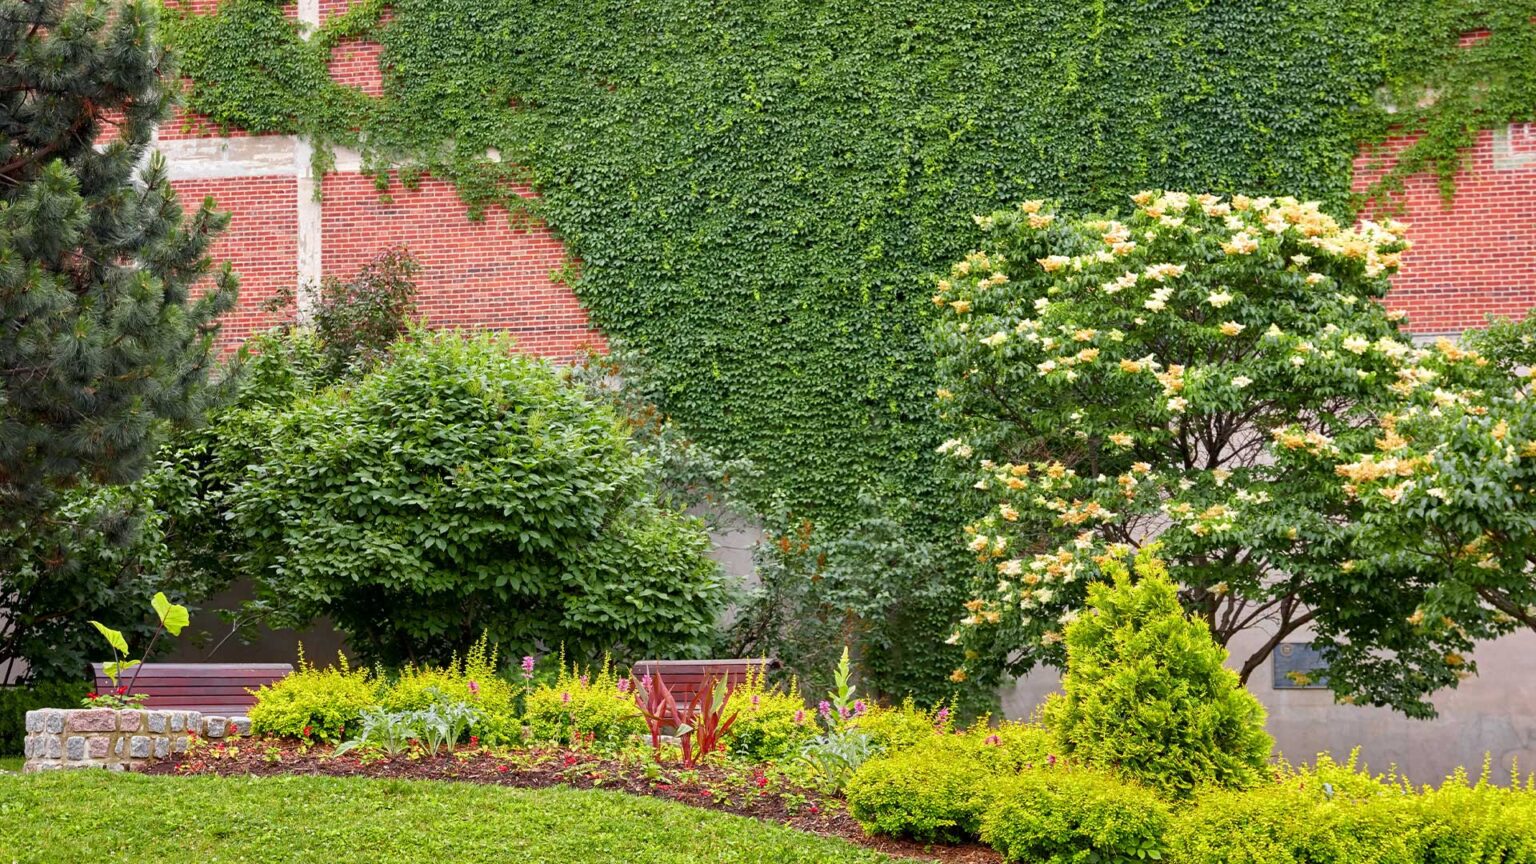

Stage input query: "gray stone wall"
[{"left": 23, "top": 708, "right": 249, "bottom": 773}]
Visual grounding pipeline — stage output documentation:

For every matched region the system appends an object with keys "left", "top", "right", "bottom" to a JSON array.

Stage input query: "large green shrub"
[
  {"left": 221, "top": 331, "right": 726, "bottom": 666},
  {"left": 980, "top": 768, "right": 1172, "bottom": 864},
  {"left": 1042, "top": 547, "right": 1273, "bottom": 798}
]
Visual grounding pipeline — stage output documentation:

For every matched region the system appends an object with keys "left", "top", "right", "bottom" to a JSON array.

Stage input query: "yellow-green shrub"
[
  {"left": 1172, "top": 760, "right": 1536, "bottom": 864},
  {"left": 846, "top": 722, "right": 1058, "bottom": 841},
  {"left": 524, "top": 659, "right": 643, "bottom": 748},
  {"left": 728, "top": 668, "right": 816, "bottom": 761},
  {"left": 846, "top": 734, "right": 993, "bottom": 841},
  {"left": 981, "top": 767, "right": 1171, "bottom": 864},
  {"left": 854, "top": 699, "right": 951, "bottom": 753},
  {"left": 247, "top": 652, "right": 379, "bottom": 743},
  {"left": 379, "top": 635, "right": 519, "bottom": 743},
  {"left": 1043, "top": 549, "right": 1273, "bottom": 798}
]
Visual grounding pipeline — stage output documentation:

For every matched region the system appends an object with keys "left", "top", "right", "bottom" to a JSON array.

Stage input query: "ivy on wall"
[{"left": 162, "top": 0, "right": 1536, "bottom": 700}]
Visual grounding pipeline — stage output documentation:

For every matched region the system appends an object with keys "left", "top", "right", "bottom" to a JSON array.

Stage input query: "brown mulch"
[{"left": 140, "top": 738, "right": 999, "bottom": 863}]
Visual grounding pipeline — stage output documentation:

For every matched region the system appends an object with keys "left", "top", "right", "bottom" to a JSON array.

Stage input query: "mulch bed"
[{"left": 141, "top": 738, "right": 999, "bottom": 863}]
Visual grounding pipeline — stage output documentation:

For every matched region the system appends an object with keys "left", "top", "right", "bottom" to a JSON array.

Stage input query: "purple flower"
[
  {"left": 521, "top": 656, "right": 536, "bottom": 679},
  {"left": 838, "top": 705, "right": 851, "bottom": 720},
  {"left": 793, "top": 709, "right": 805, "bottom": 725},
  {"left": 1047, "top": 754, "right": 1058, "bottom": 767},
  {"left": 817, "top": 700, "right": 831, "bottom": 718},
  {"left": 934, "top": 708, "right": 950, "bottom": 725},
  {"left": 985, "top": 734, "right": 1000, "bottom": 746},
  {"left": 579, "top": 675, "right": 589, "bottom": 688},
  {"left": 467, "top": 680, "right": 480, "bottom": 697},
  {"left": 562, "top": 691, "right": 572, "bottom": 704},
  {"left": 751, "top": 694, "right": 760, "bottom": 708},
  {"left": 617, "top": 678, "right": 631, "bottom": 693},
  {"left": 853, "top": 699, "right": 867, "bottom": 716},
  {"left": 640, "top": 673, "right": 653, "bottom": 693}
]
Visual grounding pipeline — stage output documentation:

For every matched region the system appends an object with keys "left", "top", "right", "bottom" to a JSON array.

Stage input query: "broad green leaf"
[
  {"left": 152, "top": 592, "right": 191, "bottom": 636},
  {"left": 103, "top": 659, "right": 141, "bottom": 682},
  {"left": 90, "top": 620, "right": 129, "bottom": 655}
]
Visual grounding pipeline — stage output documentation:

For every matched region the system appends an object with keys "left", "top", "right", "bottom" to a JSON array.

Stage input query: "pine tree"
[{"left": 0, "top": 0, "right": 237, "bottom": 682}]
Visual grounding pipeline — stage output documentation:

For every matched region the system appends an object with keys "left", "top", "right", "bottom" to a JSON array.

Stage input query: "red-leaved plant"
[
  {"left": 632, "top": 670, "right": 739, "bottom": 768},
  {"left": 677, "top": 676, "right": 738, "bottom": 768}
]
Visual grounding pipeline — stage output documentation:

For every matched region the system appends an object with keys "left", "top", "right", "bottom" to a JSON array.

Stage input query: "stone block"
[
  {"left": 66, "top": 736, "right": 86, "bottom": 761},
  {"left": 170, "top": 736, "right": 188, "bottom": 754},
  {"left": 231, "top": 717, "right": 252, "bottom": 736},
  {"left": 168, "top": 711, "right": 185, "bottom": 733},
  {"left": 88, "top": 736, "right": 110, "bottom": 758},
  {"left": 154, "top": 738, "right": 170, "bottom": 759},
  {"left": 147, "top": 711, "right": 168, "bottom": 733},
  {"left": 119, "top": 710, "right": 143, "bottom": 732},
  {"left": 24, "top": 711, "right": 43, "bottom": 734},
  {"left": 203, "top": 716, "right": 226, "bottom": 738},
  {"left": 67, "top": 709, "right": 117, "bottom": 733},
  {"left": 44, "top": 711, "right": 64, "bottom": 734},
  {"left": 185, "top": 712, "right": 202, "bottom": 733},
  {"left": 114, "top": 738, "right": 125, "bottom": 757},
  {"left": 129, "top": 736, "right": 150, "bottom": 759},
  {"left": 45, "top": 736, "right": 62, "bottom": 759},
  {"left": 22, "top": 736, "right": 34, "bottom": 759}
]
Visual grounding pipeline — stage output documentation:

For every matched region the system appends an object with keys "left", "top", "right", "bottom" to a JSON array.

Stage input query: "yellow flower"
[
  {"left": 1207, "top": 290, "right": 1234, "bottom": 308},
  {"left": 1221, "top": 232, "right": 1259, "bottom": 255},
  {"left": 935, "top": 388, "right": 954, "bottom": 400},
  {"left": 1020, "top": 199, "right": 1046, "bottom": 214},
  {"left": 1108, "top": 433, "right": 1134, "bottom": 447},
  {"left": 949, "top": 299, "right": 971, "bottom": 314},
  {"left": 1219, "top": 321, "right": 1245, "bottom": 337},
  {"left": 999, "top": 504, "right": 1019, "bottom": 522},
  {"left": 949, "top": 668, "right": 968, "bottom": 682},
  {"left": 1038, "top": 255, "right": 1072, "bottom": 273},
  {"left": 1119, "top": 359, "right": 1144, "bottom": 374},
  {"left": 1073, "top": 328, "right": 1097, "bottom": 342},
  {"left": 1028, "top": 213, "right": 1055, "bottom": 230}
]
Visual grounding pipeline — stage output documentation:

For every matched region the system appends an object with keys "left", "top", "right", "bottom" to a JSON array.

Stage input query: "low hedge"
[
  {"left": 850, "top": 746, "right": 1536, "bottom": 864},
  {"left": 0, "top": 681, "right": 91, "bottom": 754}
]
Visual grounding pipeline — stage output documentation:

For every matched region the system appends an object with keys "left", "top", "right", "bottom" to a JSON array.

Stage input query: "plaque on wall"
[{"left": 1272, "top": 642, "right": 1329, "bottom": 689}]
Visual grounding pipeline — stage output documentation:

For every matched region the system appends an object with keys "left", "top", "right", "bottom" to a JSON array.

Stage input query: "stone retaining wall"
[{"left": 22, "top": 708, "right": 250, "bottom": 772}]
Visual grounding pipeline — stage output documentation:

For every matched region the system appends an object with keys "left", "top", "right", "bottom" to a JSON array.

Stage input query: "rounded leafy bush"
[
  {"left": 846, "top": 735, "right": 993, "bottom": 842},
  {"left": 1042, "top": 547, "right": 1273, "bottom": 798},
  {"left": 224, "top": 331, "right": 727, "bottom": 666},
  {"left": 980, "top": 767, "right": 1172, "bottom": 864},
  {"left": 247, "top": 652, "right": 378, "bottom": 743}
]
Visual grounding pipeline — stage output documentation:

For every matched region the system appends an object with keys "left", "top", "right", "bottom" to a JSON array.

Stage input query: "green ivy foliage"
[{"left": 161, "top": 0, "right": 1536, "bottom": 703}]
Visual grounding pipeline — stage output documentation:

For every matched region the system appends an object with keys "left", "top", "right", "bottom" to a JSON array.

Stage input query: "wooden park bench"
[
  {"left": 91, "top": 663, "right": 293, "bottom": 717},
  {"left": 630, "top": 658, "right": 776, "bottom": 705}
]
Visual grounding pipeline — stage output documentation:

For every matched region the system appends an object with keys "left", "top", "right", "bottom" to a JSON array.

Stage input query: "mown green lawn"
[
  {"left": 0, "top": 772, "right": 894, "bottom": 864},
  {"left": 0, "top": 755, "right": 21, "bottom": 773}
]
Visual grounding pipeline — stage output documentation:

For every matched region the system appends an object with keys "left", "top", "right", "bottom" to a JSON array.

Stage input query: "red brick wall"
[
  {"left": 166, "top": 2, "right": 1533, "bottom": 353},
  {"left": 1356, "top": 124, "right": 1536, "bottom": 334},
  {"left": 320, "top": 172, "right": 601, "bottom": 357},
  {"left": 173, "top": 176, "right": 297, "bottom": 345}
]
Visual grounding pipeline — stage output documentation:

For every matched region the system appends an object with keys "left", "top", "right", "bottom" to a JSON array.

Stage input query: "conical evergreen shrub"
[{"left": 1044, "top": 546, "right": 1273, "bottom": 797}]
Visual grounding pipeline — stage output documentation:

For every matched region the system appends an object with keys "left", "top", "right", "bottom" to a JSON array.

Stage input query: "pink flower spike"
[
  {"left": 853, "top": 699, "right": 867, "bottom": 716},
  {"left": 817, "top": 700, "right": 831, "bottom": 718},
  {"left": 521, "top": 655, "right": 536, "bottom": 678},
  {"left": 467, "top": 680, "right": 480, "bottom": 696},
  {"left": 617, "top": 678, "right": 631, "bottom": 693},
  {"left": 793, "top": 709, "right": 805, "bottom": 725},
  {"left": 562, "top": 691, "right": 571, "bottom": 704}
]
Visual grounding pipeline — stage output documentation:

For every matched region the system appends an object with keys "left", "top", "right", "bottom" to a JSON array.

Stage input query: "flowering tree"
[
  {"left": 1317, "top": 318, "right": 1536, "bottom": 703},
  {"left": 931, "top": 191, "right": 1518, "bottom": 717}
]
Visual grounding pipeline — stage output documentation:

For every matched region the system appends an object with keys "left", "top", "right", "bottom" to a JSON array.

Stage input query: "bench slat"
[{"left": 90, "top": 662, "right": 291, "bottom": 714}]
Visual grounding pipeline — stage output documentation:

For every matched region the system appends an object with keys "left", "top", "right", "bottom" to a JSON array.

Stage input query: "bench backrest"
[
  {"left": 630, "top": 658, "right": 774, "bottom": 705},
  {"left": 91, "top": 663, "right": 293, "bottom": 716}
]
